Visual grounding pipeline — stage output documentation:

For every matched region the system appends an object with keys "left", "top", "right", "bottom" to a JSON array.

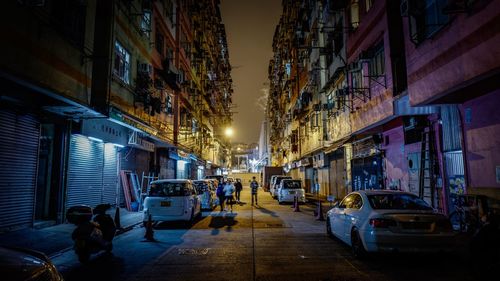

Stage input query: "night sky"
[{"left": 219, "top": 0, "right": 282, "bottom": 143}]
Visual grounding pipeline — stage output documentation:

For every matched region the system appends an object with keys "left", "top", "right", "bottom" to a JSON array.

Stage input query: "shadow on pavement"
[
  {"left": 62, "top": 253, "right": 125, "bottom": 281},
  {"left": 208, "top": 213, "right": 238, "bottom": 235},
  {"left": 255, "top": 206, "right": 279, "bottom": 217}
]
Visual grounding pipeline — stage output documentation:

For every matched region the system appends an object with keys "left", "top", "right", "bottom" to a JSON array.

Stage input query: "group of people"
[{"left": 215, "top": 176, "right": 260, "bottom": 212}]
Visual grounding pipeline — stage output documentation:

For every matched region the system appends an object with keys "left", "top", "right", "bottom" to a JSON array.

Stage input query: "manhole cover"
[{"left": 177, "top": 248, "right": 210, "bottom": 255}]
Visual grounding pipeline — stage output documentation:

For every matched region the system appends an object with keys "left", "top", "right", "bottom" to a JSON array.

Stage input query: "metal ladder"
[{"left": 419, "top": 126, "right": 441, "bottom": 210}]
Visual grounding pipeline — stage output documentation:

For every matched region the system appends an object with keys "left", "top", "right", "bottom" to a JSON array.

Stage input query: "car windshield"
[
  {"left": 149, "top": 182, "right": 188, "bottom": 197},
  {"left": 193, "top": 182, "right": 209, "bottom": 193},
  {"left": 367, "top": 194, "right": 433, "bottom": 210},
  {"left": 283, "top": 181, "right": 301, "bottom": 189}
]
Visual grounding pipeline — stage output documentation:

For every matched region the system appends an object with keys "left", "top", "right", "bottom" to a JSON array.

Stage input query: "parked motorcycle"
[{"left": 66, "top": 204, "right": 116, "bottom": 263}]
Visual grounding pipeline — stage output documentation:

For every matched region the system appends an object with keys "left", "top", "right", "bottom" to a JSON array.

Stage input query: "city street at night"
[
  {"left": 1, "top": 0, "right": 500, "bottom": 280},
  {"left": 47, "top": 187, "right": 479, "bottom": 281}
]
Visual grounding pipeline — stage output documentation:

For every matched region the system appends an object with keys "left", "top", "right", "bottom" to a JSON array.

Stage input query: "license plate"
[
  {"left": 402, "top": 222, "right": 430, "bottom": 229},
  {"left": 289, "top": 191, "right": 295, "bottom": 195},
  {"left": 161, "top": 201, "right": 171, "bottom": 207}
]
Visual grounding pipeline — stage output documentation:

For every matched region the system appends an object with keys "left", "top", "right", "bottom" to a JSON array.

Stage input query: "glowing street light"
[{"left": 225, "top": 127, "right": 234, "bottom": 137}]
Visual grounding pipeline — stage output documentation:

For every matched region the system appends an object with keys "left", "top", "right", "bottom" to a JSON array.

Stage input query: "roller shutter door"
[
  {"left": 66, "top": 135, "right": 118, "bottom": 210},
  {"left": 102, "top": 143, "right": 118, "bottom": 205},
  {"left": 66, "top": 134, "right": 104, "bottom": 209},
  {"left": 0, "top": 109, "right": 40, "bottom": 230}
]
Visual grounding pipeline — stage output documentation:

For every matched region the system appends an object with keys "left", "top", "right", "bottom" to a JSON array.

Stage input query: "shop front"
[
  {"left": 65, "top": 119, "right": 128, "bottom": 212},
  {"left": 351, "top": 137, "right": 384, "bottom": 191}
]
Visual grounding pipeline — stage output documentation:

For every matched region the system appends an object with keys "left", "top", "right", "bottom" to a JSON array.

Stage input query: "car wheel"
[
  {"left": 326, "top": 218, "right": 334, "bottom": 238},
  {"left": 351, "top": 228, "right": 367, "bottom": 259}
]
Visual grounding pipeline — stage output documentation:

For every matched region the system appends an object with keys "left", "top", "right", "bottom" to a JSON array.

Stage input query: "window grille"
[{"left": 114, "top": 41, "right": 130, "bottom": 84}]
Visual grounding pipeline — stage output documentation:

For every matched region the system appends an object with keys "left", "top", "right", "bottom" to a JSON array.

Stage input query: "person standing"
[
  {"left": 216, "top": 180, "right": 225, "bottom": 211},
  {"left": 223, "top": 179, "right": 235, "bottom": 212},
  {"left": 250, "top": 176, "right": 259, "bottom": 206},
  {"left": 234, "top": 179, "right": 243, "bottom": 203}
]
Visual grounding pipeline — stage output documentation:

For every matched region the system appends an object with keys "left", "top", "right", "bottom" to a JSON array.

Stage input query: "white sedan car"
[{"left": 326, "top": 190, "right": 456, "bottom": 257}]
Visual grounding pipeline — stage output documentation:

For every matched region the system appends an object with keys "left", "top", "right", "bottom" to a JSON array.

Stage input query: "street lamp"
[{"left": 225, "top": 127, "right": 234, "bottom": 137}]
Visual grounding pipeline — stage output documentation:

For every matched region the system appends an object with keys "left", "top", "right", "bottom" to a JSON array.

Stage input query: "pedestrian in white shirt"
[{"left": 223, "top": 179, "right": 235, "bottom": 212}]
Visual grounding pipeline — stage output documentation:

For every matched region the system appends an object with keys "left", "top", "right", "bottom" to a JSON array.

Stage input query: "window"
[
  {"left": 165, "top": 94, "right": 173, "bottom": 114},
  {"left": 149, "top": 182, "right": 189, "bottom": 197},
  {"left": 155, "top": 29, "right": 164, "bottom": 55},
  {"left": 350, "top": 0, "right": 360, "bottom": 29},
  {"left": 114, "top": 41, "right": 130, "bottom": 84},
  {"left": 369, "top": 43, "right": 385, "bottom": 76},
  {"left": 368, "top": 194, "right": 432, "bottom": 210},
  {"left": 165, "top": 0, "right": 174, "bottom": 23},
  {"left": 365, "top": 0, "right": 373, "bottom": 12},
  {"left": 339, "top": 194, "right": 363, "bottom": 209},
  {"left": 141, "top": 11, "right": 151, "bottom": 37},
  {"left": 50, "top": 0, "right": 87, "bottom": 47},
  {"left": 407, "top": 0, "right": 449, "bottom": 44},
  {"left": 351, "top": 66, "right": 363, "bottom": 89},
  {"left": 333, "top": 17, "right": 344, "bottom": 54},
  {"left": 327, "top": 93, "right": 334, "bottom": 114},
  {"left": 340, "top": 194, "right": 363, "bottom": 209}
]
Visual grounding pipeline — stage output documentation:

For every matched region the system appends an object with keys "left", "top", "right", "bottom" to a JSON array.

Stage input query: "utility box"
[{"left": 262, "top": 166, "right": 284, "bottom": 192}]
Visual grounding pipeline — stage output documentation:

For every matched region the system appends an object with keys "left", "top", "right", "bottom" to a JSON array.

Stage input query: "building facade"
[
  {"left": 0, "top": 0, "right": 233, "bottom": 232},
  {"left": 267, "top": 0, "right": 500, "bottom": 211}
]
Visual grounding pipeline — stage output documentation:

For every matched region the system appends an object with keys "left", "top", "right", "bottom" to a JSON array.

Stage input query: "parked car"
[
  {"left": 268, "top": 175, "right": 279, "bottom": 196},
  {"left": 326, "top": 190, "right": 456, "bottom": 258},
  {"left": 192, "top": 179, "right": 216, "bottom": 210},
  {"left": 143, "top": 179, "right": 201, "bottom": 224},
  {"left": 277, "top": 179, "right": 306, "bottom": 204},
  {"left": 270, "top": 176, "right": 292, "bottom": 199},
  {"left": 0, "top": 245, "right": 64, "bottom": 280}
]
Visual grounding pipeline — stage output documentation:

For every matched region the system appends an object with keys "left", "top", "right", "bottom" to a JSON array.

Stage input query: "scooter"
[{"left": 66, "top": 204, "right": 117, "bottom": 263}]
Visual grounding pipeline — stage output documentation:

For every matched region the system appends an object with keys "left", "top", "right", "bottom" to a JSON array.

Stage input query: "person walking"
[
  {"left": 234, "top": 178, "right": 243, "bottom": 203},
  {"left": 250, "top": 176, "right": 259, "bottom": 206},
  {"left": 216, "top": 180, "right": 225, "bottom": 211},
  {"left": 223, "top": 179, "right": 236, "bottom": 212}
]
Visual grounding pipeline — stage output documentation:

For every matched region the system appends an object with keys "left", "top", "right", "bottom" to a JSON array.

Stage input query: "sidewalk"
[{"left": 0, "top": 207, "right": 143, "bottom": 258}]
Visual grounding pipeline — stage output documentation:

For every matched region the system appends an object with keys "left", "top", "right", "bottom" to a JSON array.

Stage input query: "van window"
[
  {"left": 149, "top": 182, "right": 189, "bottom": 197},
  {"left": 282, "top": 181, "right": 301, "bottom": 189},
  {"left": 275, "top": 176, "right": 292, "bottom": 186}
]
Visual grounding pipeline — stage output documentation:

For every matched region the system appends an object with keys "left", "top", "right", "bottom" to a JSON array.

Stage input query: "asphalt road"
[{"left": 54, "top": 186, "right": 488, "bottom": 281}]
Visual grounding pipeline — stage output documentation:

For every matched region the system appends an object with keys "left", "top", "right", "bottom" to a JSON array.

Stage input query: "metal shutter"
[
  {"left": 102, "top": 143, "right": 118, "bottom": 205},
  {"left": 66, "top": 134, "right": 104, "bottom": 209},
  {"left": 0, "top": 110, "right": 40, "bottom": 230}
]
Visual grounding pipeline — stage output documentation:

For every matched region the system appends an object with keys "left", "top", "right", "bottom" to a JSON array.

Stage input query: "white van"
[
  {"left": 142, "top": 179, "right": 201, "bottom": 224},
  {"left": 270, "top": 176, "right": 292, "bottom": 199},
  {"left": 277, "top": 179, "right": 306, "bottom": 204}
]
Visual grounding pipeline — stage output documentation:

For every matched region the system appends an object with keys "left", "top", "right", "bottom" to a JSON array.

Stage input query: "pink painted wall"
[
  {"left": 382, "top": 125, "right": 421, "bottom": 192},
  {"left": 403, "top": 1, "right": 500, "bottom": 105},
  {"left": 347, "top": 1, "right": 395, "bottom": 132},
  {"left": 461, "top": 90, "right": 500, "bottom": 191}
]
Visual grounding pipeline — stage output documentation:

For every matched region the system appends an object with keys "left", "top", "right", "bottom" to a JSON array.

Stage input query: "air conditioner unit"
[
  {"left": 138, "top": 63, "right": 153, "bottom": 75},
  {"left": 313, "top": 103, "right": 321, "bottom": 111}
]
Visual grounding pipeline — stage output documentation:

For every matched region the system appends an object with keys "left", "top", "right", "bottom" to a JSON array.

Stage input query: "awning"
[{"left": 323, "top": 135, "right": 352, "bottom": 154}]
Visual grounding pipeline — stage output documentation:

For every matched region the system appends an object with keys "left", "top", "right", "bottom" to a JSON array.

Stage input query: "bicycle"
[{"left": 448, "top": 194, "right": 487, "bottom": 234}]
